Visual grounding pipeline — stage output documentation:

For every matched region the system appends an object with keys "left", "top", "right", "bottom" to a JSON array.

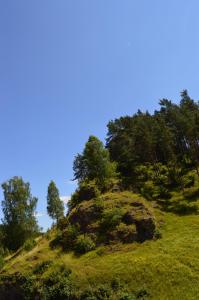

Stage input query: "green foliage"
[
  {"left": 166, "top": 199, "right": 198, "bottom": 215},
  {"left": 47, "top": 181, "right": 64, "bottom": 222},
  {"left": 18, "top": 265, "right": 73, "bottom": 300},
  {"left": 100, "top": 208, "right": 123, "bottom": 232},
  {"left": 42, "top": 266, "right": 72, "bottom": 299},
  {"left": 119, "top": 293, "right": 136, "bottom": 300},
  {"left": 23, "top": 239, "right": 37, "bottom": 251},
  {"left": 153, "top": 228, "right": 162, "bottom": 240},
  {"left": 68, "top": 180, "right": 100, "bottom": 210},
  {"left": 75, "top": 234, "right": 96, "bottom": 254},
  {"left": 61, "top": 224, "right": 79, "bottom": 251},
  {"left": 73, "top": 135, "right": 118, "bottom": 194},
  {"left": 33, "top": 260, "right": 53, "bottom": 274},
  {"left": 80, "top": 285, "right": 112, "bottom": 300},
  {"left": 21, "top": 274, "right": 37, "bottom": 300},
  {"left": 183, "top": 186, "right": 199, "bottom": 199},
  {"left": 181, "top": 173, "right": 195, "bottom": 188},
  {"left": 114, "top": 223, "right": 137, "bottom": 243},
  {"left": 2, "top": 191, "right": 199, "bottom": 300},
  {"left": 49, "top": 230, "right": 63, "bottom": 249},
  {"left": 106, "top": 91, "right": 199, "bottom": 192},
  {"left": 0, "top": 246, "right": 9, "bottom": 258},
  {"left": 1, "top": 176, "right": 39, "bottom": 251},
  {"left": 0, "top": 255, "right": 4, "bottom": 270}
]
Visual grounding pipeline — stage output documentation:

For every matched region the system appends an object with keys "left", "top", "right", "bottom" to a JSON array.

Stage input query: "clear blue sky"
[{"left": 1, "top": 0, "right": 199, "bottom": 230}]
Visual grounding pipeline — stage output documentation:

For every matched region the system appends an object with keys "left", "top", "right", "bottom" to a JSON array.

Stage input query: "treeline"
[
  {"left": 1, "top": 90, "right": 199, "bottom": 254},
  {"left": 69, "top": 90, "right": 199, "bottom": 208},
  {"left": 107, "top": 90, "right": 199, "bottom": 187}
]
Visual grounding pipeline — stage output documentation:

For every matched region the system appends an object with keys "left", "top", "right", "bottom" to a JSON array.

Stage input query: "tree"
[
  {"left": 73, "top": 135, "right": 117, "bottom": 191},
  {"left": 47, "top": 181, "right": 64, "bottom": 223},
  {"left": 1, "top": 176, "right": 39, "bottom": 251}
]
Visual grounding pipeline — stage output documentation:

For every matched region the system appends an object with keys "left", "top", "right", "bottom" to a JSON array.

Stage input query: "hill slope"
[{"left": 1, "top": 192, "right": 199, "bottom": 299}]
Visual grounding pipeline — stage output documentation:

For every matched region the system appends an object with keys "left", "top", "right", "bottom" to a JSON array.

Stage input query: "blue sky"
[{"left": 1, "top": 0, "right": 199, "bottom": 230}]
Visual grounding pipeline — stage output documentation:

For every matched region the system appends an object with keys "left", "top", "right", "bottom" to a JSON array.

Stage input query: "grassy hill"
[{"left": 1, "top": 191, "right": 199, "bottom": 299}]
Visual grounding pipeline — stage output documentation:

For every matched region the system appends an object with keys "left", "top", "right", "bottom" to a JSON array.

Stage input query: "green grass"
[{"left": 2, "top": 192, "right": 199, "bottom": 299}]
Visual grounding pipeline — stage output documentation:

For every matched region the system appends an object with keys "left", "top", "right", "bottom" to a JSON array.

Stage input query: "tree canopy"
[
  {"left": 1, "top": 176, "right": 39, "bottom": 251},
  {"left": 73, "top": 135, "right": 117, "bottom": 191},
  {"left": 47, "top": 181, "right": 64, "bottom": 222},
  {"left": 106, "top": 90, "right": 199, "bottom": 188}
]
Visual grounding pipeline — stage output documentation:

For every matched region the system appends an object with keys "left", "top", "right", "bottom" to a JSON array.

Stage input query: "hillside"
[
  {"left": 2, "top": 93, "right": 199, "bottom": 299},
  {"left": 1, "top": 191, "right": 199, "bottom": 299}
]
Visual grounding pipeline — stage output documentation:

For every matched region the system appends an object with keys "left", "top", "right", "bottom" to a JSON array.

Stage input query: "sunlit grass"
[{"left": 2, "top": 192, "right": 199, "bottom": 299}]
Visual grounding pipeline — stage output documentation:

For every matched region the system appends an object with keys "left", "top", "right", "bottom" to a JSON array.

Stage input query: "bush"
[
  {"left": 111, "top": 278, "right": 121, "bottom": 291},
  {"left": 44, "top": 276, "right": 73, "bottom": 299},
  {"left": 80, "top": 285, "right": 111, "bottom": 300},
  {"left": 61, "top": 224, "right": 79, "bottom": 251},
  {"left": 33, "top": 260, "right": 53, "bottom": 274},
  {"left": 136, "top": 288, "right": 150, "bottom": 299},
  {"left": 68, "top": 180, "right": 100, "bottom": 210},
  {"left": 153, "top": 186, "right": 171, "bottom": 200},
  {"left": 75, "top": 234, "right": 96, "bottom": 254},
  {"left": 167, "top": 200, "right": 198, "bottom": 215},
  {"left": 50, "top": 230, "right": 63, "bottom": 249},
  {"left": 182, "top": 173, "right": 195, "bottom": 188},
  {"left": 100, "top": 208, "right": 123, "bottom": 232},
  {"left": 21, "top": 274, "right": 37, "bottom": 300},
  {"left": 119, "top": 292, "right": 136, "bottom": 300},
  {"left": 141, "top": 181, "right": 171, "bottom": 200},
  {"left": 114, "top": 223, "right": 137, "bottom": 243},
  {"left": 40, "top": 265, "right": 72, "bottom": 299},
  {"left": 0, "top": 247, "right": 9, "bottom": 258},
  {"left": 57, "top": 217, "right": 69, "bottom": 230},
  {"left": 140, "top": 181, "right": 155, "bottom": 200},
  {"left": 183, "top": 186, "right": 199, "bottom": 200},
  {"left": 0, "top": 255, "right": 4, "bottom": 270},
  {"left": 153, "top": 228, "right": 162, "bottom": 240},
  {"left": 23, "top": 239, "right": 37, "bottom": 251}
]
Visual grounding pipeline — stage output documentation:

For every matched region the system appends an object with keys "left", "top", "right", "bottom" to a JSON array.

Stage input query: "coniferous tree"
[
  {"left": 106, "top": 90, "right": 199, "bottom": 189},
  {"left": 47, "top": 181, "right": 64, "bottom": 223}
]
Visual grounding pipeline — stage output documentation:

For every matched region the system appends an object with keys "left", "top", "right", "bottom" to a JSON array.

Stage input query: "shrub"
[
  {"left": 111, "top": 278, "right": 121, "bottom": 291},
  {"left": 33, "top": 260, "right": 53, "bottom": 274},
  {"left": 182, "top": 173, "right": 195, "bottom": 188},
  {"left": 100, "top": 208, "right": 123, "bottom": 232},
  {"left": 114, "top": 223, "right": 137, "bottom": 243},
  {"left": 44, "top": 276, "right": 72, "bottom": 299},
  {"left": 153, "top": 228, "right": 162, "bottom": 240},
  {"left": 141, "top": 181, "right": 171, "bottom": 200},
  {"left": 61, "top": 224, "right": 79, "bottom": 251},
  {"left": 0, "top": 255, "right": 4, "bottom": 270},
  {"left": 153, "top": 186, "right": 171, "bottom": 200},
  {"left": 140, "top": 181, "right": 155, "bottom": 200},
  {"left": 75, "top": 234, "right": 96, "bottom": 254},
  {"left": 23, "top": 239, "right": 37, "bottom": 251},
  {"left": 119, "top": 292, "right": 136, "bottom": 300},
  {"left": 41, "top": 265, "right": 72, "bottom": 299},
  {"left": 57, "top": 217, "right": 69, "bottom": 230},
  {"left": 21, "top": 274, "right": 38, "bottom": 300},
  {"left": 0, "top": 247, "right": 9, "bottom": 258},
  {"left": 183, "top": 186, "right": 199, "bottom": 200},
  {"left": 50, "top": 230, "right": 63, "bottom": 249},
  {"left": 80, "top": 285, "right": 111, "bottom": 300},
  {"left": 68, "top": 180, "right": 100, "bottom": 210},
  {"left": 136, "top": 288, "right": 150, "bottom": 299},
  {"left": 167, "top": 200, "right": 198, "bottom": 215}
]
